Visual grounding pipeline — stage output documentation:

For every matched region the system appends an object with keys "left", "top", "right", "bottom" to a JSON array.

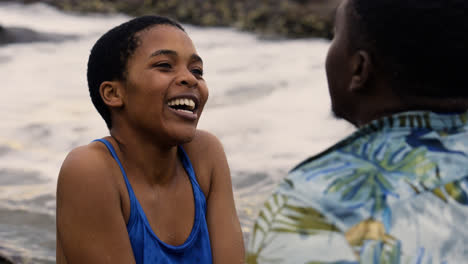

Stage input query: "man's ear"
[
  {"left": 99, "top": 81, "right": 124, "bottom": 108},
  {"left": 349, "top": 50, "right": 372, "bottom": 93}
]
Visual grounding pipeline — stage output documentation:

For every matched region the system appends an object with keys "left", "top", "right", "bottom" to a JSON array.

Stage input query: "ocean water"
[{"left": 0, "top": 2, "right": 354, "bottom": 263}]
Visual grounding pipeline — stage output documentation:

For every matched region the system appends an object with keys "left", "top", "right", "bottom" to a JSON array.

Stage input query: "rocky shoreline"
[
  {"left": 6, "top": 0, "right": 338, "bottom": 39},
  {"left": 0, "top": 24, "right": 77, "bottom": 45}
]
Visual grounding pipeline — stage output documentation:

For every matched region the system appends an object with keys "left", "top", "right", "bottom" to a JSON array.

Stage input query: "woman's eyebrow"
[
  {"left": 191, "top": 54, "right": 203, "bottom": 64},
  {"left": 149, "top": 49, "right": 177, "bottom": 58},
  {"left": 149, "top": 50, "right": 203, "bottom": 64}
]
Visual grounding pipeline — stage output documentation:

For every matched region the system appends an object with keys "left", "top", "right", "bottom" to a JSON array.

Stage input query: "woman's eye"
[
  {"left": 191, "top": 68, "right": 203, "bottom": 76},
  {"left": 154, "top": 63, "right": 172, "bottom": 69}
]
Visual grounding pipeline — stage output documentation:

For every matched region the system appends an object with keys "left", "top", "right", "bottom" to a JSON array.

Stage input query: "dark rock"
[
  {"left": 0, "top": 258, "right": 14, "bottom": 264},
  {"left": 3, "top": 0, "right": 340, "bottom": 39},
  {"left": 0, "top": 244, "right": 30, "bottom": 264},
  {"left": 0, "top": 251, "right": 14, "bottom": 264},
  {"left": 0, "top": 24, "right": 77, "bottom": 46}
]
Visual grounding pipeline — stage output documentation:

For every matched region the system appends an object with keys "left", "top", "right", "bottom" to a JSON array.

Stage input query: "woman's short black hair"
[
  {"left": 87, "top": 16, "right": 185, "bottom": 129},
  {"left": 348, "top": 0, "right": 468, "bottom": 98}
]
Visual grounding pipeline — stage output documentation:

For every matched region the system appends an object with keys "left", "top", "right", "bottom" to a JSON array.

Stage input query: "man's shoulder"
[
  {"left": 280, "top": 127, "right": 388, "bottom": 192},
  {"left": 246, "top": 138, "right": 359, "bottom": 263},
  {"left": 271, "top": 126, "right": 400, "bottom": 223}
]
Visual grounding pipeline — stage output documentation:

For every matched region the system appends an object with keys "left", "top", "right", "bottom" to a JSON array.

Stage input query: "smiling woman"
[{"left": 56, "top": 16, "right": 244, "bottom": 264}]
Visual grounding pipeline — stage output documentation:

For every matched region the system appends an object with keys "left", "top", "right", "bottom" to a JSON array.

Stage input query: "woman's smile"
[{"left": 166, "top": 93, "right": 200, "bottom": 121}]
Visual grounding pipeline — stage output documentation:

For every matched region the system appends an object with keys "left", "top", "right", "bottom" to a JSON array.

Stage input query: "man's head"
[
  {"left": 87, "top": 16, "right": 185, "bottom": 129},
  {"left": 326, "top": 0, "right": 468, "bottom": 126}
]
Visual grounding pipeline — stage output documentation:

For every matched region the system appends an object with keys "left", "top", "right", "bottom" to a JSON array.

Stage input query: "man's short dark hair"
[
  {"left": 348, "top": 0, "right": 468, "bottom": 99},
  {"left": 87, "top": 16, "right": 185, "bottom": 129}
]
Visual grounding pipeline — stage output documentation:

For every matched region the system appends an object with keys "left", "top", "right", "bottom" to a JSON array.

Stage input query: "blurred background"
[{"left": 0, "top": 0, "right": 354, "bottom": 263}]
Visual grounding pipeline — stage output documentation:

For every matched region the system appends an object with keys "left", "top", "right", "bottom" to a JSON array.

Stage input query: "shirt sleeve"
[{"left": 246, "top": 191, "right": 359, "bottom": 264}]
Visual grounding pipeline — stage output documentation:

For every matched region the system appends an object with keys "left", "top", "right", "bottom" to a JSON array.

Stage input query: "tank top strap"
[
  {"left": 177, "top": 146, "right": 207, "bottom": 209},
  {"left": 93, "top": 138, "right": 138, "bottom": 209}
]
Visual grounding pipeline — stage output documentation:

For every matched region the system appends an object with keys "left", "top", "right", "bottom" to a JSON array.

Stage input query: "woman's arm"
[
  {"left": 56, "top": 146, "right": 136, "bottom": 264},
  {"left": 192, "top": 131, "right": 245, "bottom": 263}
]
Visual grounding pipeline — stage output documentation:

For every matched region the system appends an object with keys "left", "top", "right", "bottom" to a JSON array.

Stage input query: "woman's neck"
[{"left": 109, "top": 127, "right": 180, "bottom": 187}]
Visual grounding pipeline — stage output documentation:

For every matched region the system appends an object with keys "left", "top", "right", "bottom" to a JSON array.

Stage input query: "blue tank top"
[{"left": 95, "top": 139, "right": 213, "bottom": 264}]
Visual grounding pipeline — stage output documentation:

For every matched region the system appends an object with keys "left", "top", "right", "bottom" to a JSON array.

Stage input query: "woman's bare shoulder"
[
  {"left": 56, "top": 140, "right": 135, "bottom": 263},
  {"left": 184, "top": 130, "right": 224, "bottom": 152},
  {"left": 182, "top": 130, "right": 229, "bottom": 197},
  {"left": 57, "top": 140, "right": 121, "bottom": 202},
  {"left": 59, "top": 141, "right": 113, "bottom": 178}
]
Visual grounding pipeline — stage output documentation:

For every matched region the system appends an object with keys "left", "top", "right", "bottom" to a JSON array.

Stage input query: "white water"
[{"left": 0, "top": 2, "right": 354, "bottom": 262}]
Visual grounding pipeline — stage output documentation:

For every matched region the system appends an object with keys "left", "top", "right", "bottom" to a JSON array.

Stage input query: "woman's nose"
[{"left": 176, "top": 69, "right": 198, "bottom": 88}]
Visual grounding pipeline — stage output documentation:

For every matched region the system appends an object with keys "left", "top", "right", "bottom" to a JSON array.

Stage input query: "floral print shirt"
[{"left": 247, "top": 111, "right": 468, "bottom": 264}]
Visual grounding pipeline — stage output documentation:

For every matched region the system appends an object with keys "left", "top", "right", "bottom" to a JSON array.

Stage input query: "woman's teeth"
[{"left": 168, "top": 98, "right": 196, "bottom": 112}]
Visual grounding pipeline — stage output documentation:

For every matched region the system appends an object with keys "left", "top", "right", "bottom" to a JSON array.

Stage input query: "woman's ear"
[
  {"left": 349, "top": 50, "right": 372, "bottom": 93},
  {"left": 99, "top": 81, "right": 124, "bottom": 108}
]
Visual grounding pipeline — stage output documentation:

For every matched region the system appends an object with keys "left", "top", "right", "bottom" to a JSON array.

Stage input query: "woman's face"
[{"left": 122, "top": 25, "right": 209, "bottom": 145}]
